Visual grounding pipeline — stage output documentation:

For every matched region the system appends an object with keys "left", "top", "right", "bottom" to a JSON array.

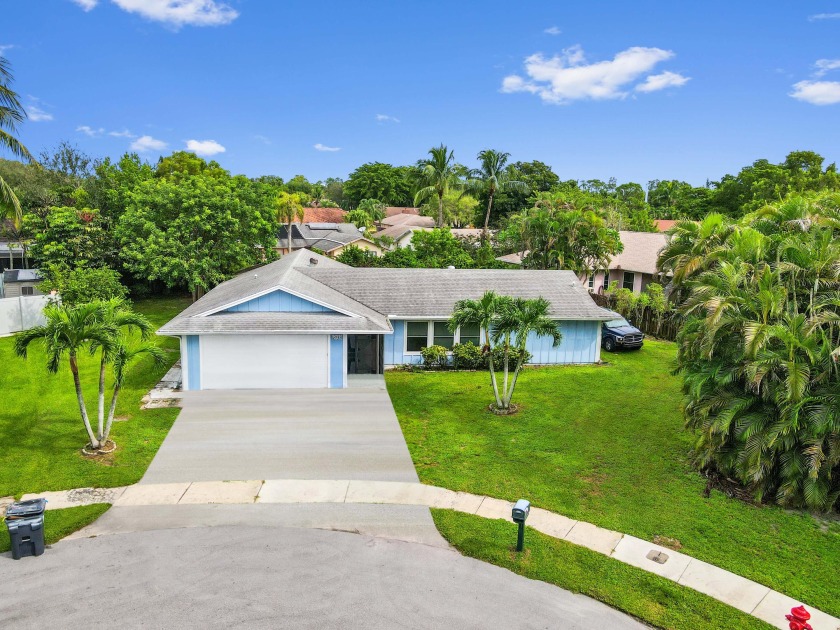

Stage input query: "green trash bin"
[{"left": 5, "top": 498, "right": 47, "bottom": 560}]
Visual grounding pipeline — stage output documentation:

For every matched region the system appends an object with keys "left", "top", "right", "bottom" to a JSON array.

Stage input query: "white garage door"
[{"left": 200, "top": 334, "right": 329, "bottom": 389}]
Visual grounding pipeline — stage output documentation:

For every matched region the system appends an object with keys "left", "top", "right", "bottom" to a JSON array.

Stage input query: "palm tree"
[
  {"left": 493, "top": 297, "right": 562, "bottom": 409},
  {"left": 466, "top": 150, "right": 528, "bottom": 237},
  {"left": 0, "top": 56, "right": 35, "bottom": 224},
  {"left": 449, "top": 291, "right": 504, "bottom": 407},
  {"left": 414, "top": 144, "right": 461, "bottom": 228},
  {"left": 89, "top": 299, "right": 155, "bottom": 443},
  {"left": 275, "top": 191, "right": 305, "bottom": 253},
  {"left": 15, "top": 302, "right": 115, "bottom": 449}
]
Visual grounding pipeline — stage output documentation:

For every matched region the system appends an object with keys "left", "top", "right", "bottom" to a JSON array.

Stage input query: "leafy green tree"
[
  {"left": 26, "top": 206, "right": 114, "bottom": 271},
  {"left": 322, "top": 177, "right": 346, "bottom": 207},
  {"left": 465, "top": 150, "right": 528, "bottom": 236},
  {"left": 411, "top": 228, "right": 474, "bottom": 268},
  {"left": 419, "top": 189, "right": 478, "bottom": 228},
  {"left": 356, "top": 198, "right": 386, "bottom": 226},
  {"left": 335, "top": 244, "right": 382, "bottom": 267},
  {"left": 275, "top": 190, "right": 305, "bottom": 252},
  {"left": 285, "top": 174, "right": 314, "bottom": 196},
  {"left": 116, "top": 172, "right": 277, "bottom": 300},
  {"left": 0, "top": 56, "right": 35, "bottom": 224},
  {"left": 38, "top": 267, "right": 128, "bottom": 306},
  {"left": 84, "top": 153, "right": 155, "bottom": 227},
  {"left": 344, "top": 162, "right": 415, "bottom": 207},
  {"left": 489, "top": 160, "right": 560, "bottom": 221},
  {"left": 345, "top": 208, "right": 375, "bottom": 231},
  {"left": 415, "top": 145, "right": 462, "bottom": 228}
]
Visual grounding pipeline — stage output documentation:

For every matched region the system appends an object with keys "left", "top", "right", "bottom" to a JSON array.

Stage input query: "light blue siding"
[
  {"left": 225, "top": 289, "right": 333, "bottom": 313},
  {"left": 329, "top": 335, "right": 345, "bottom": 388},
  {"left": 186, "top": 335, "right": 201, "bottom": 390},
  {"left": 525, "top": 321, "right": 600, "bottom": 364},
  {"left": 383, "top": 319, "right": 600, "bottom": 367}
]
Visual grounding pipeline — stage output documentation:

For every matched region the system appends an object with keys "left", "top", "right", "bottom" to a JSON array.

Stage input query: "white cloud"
[
  {"left": 808, "top": 12, "right": 840, "bottom": 21},
  {"left": 253, "top": 134, "right": 271, "bottom": 145},
  {"left": 130, "top": 135, "right": 168, "bottom": 152},
  {"left": 635, "top": 70, "right": 690, "bottom": 93},
  {"left": 110, "top": 0, "right": 238, "bottom": 27},
  {"left": 814, "top": 59, "right": 840, "bottom": 77},
  {"left": 108, "top": 129, "right": 137, "bottom": 138},
  {"left": 185, "top": 139, "right": 226, "bottom": 156},
  {"left": 376, "top": 113, "right": 400, "bottom": 123},
  {"left": 77, "top": 125, "right": 105, "bottom": 137},
  {"left": 790, "top": 80, "right": 840, "bottom": 105},
  {"left": 0, "top": 44, "right": 14, "bottom": 56},
  {"left": 71, "top": 0, "right": 98, "bottom": 10},
  {"left": 314, "top": 143, "right": 341, "bottom": 152},
  {"left": 544, "top": 26, "right": 562, "bottom": 35},
  {"left": 28, "top": 104, "right": 53, "bottom": 122},
  {"left": 501, "top": 45, "right": 687, "bottom": 104}
]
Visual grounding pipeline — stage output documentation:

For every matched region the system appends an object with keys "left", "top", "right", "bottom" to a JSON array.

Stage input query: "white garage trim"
[{"left": 200, "top": 334, "right": 329, "bottom": 389}]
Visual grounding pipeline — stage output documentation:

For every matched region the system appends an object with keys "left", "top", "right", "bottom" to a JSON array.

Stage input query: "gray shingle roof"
[
  {"left": 158, "top": 249, "right": 614, "bottom": 336},
  {"left": 277, "top": 223, "right": 373, "bottom": 252},
  {"left": 3, "top": 269, "right": 41, "bottom": 283}
]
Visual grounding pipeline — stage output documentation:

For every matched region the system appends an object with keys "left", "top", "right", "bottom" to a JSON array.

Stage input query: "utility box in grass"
[{"left": 5, "top": 498, "right": 46, "bottom": 560}]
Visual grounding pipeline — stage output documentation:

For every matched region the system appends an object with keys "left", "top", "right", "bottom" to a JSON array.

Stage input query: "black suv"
[{"left": 602, "top": 314, "right": 644, "bottom": 352}]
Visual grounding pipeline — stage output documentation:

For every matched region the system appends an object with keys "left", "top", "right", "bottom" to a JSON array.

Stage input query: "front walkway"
[{"left": 22, "top": 478, "right": 840, "bottom": 630}]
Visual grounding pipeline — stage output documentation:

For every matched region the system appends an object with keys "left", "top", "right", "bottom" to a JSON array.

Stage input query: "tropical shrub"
[
  {"left": 451, "top": 341, "right": 483, "bottom": 370},
  {"left": 421, "top": 345, "right": 449, "bottom": 369},
  {"left": 39, "top": 266, "right": 129, "bottom": 306},
  {"left": 488, "top": 345, "right": 532, "bottom": 372},
  {"left": 661, "top": 193, "right": 840, "bottom": 511}
]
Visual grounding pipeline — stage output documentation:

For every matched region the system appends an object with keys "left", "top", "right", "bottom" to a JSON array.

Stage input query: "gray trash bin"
[{"left": 5, "top": 498, "right": 47, "bottom": 560}]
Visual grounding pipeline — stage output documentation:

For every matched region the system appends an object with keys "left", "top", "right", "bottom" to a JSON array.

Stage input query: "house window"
[
  {"left": 433, "top": 321, "right": 455, "bottom": 349},
  {"left": 603, "top": 274, "right": 610, "bottom": 290},
  {"left": 406, "top": 321, "right": 429, "bottom": 352},
  {"left": 588, "top": 273, "right": 595, "bottom": 290},
  {"left": 459, "top": 323, "right": 481, "bottom": 346},
  {"left": 21, "top": 286, "right": 34, "bottom": 296},
  {"left": 622, "top": 271, "right": 635, "bottom": 291}
]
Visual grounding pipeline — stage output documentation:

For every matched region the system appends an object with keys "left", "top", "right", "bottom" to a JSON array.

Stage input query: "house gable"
[{"left": 224, "top": 289, "right": 335, "bottom": 313}]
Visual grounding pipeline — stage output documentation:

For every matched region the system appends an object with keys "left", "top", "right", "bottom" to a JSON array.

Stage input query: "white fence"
[{"left": 0, "top": 295, "right": 51, "bottom": 336}]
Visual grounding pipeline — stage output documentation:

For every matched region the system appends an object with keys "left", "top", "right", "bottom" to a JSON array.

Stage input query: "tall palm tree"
[
  {"left": 414, "top": 144, "right": 460, "bottom": 228},
  {"left": 89, "top": 299, "right": 155, "bottom": 443},
  {"left": 15, "top": 302, "right": 116, "bottom": 449},
  {"left": 0, "top": 56, "right": 35, "bottom": 224},
  {"left": 466, "top": 150, "right": 528, "bottom": 237},
  {"left": 449, "top": 291, "right": 504, "bottom": 407},
  {"left": 275, "top": 191, "right": 305, "bottom": 253},
  {"left": 493, "top": 297, "right": 562, "bottom": 409}
]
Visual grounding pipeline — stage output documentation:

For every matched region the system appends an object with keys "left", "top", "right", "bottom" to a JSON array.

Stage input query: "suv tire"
[{"left": 604, "top": 337, "right": 615, "bottom": 352}]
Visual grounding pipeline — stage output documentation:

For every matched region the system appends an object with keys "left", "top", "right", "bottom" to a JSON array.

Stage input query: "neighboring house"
[
  {"left": 380, "top": 213, "right": 436, "bottom": 229},
  {"left": 276, "top": 223, "right": 383, "bottom": 257},
  {"left": 495, "top": 230, "right": 668, "bottom": 294},
  {"left": 589, "top": 231, "right": 668, "bottom": 294},
  {"left": 302, "top": 207, "right": 347, "bottom": 223},
  {"left": 652, "top": 219, "right": 677, "bottom": 232},
  {"left": 384, "top": 206, "right": 420, "bottom": 217},
  {"left": 158, "top": 249, "right": 614, "bottom": 390},
  {"left": 0, "top": 269, "right": 43, "bottom": 299},
  {"left": 0, "top": 240, "right": 30, "bottom": 272}
]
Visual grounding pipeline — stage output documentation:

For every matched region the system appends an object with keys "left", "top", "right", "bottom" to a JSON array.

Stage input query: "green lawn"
[
  {"left": 0, "top": 504, "right": 110, "bottom": 553},
  {"left": 0, "top": 296, "right": 190, "bottom": 498},
  {"left": 386, "top": 340, "right": 840, "bottom": 618},
  {"left": 433, "top": 510, "right": 773, "bottom": 630}
]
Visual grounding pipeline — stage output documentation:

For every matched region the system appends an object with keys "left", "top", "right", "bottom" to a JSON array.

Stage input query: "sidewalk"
[{"left": 22, "top": 479, "right": 840, "bottom": 630}]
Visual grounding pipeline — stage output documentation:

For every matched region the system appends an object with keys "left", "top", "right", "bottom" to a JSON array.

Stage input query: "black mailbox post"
[{"left": 511, "top": 499, "right": 530, "bottom": 552}]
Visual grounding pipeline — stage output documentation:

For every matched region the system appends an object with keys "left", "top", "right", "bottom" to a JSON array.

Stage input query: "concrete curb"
[{"left": 20, "top": 479, "right": 840, "bottom": 630}]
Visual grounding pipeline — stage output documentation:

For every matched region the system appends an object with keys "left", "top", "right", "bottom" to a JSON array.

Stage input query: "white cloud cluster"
[
  {"left": 253, "top": 134, "right": 271, "bottom": 145},
  {"left": 109, "top": 129, "right": 136, "bottom": 138},
  {"left": 77, "top": 125, "right": 104, "bottom": 136},
  {"left": 376, "top": 114, "right": 400, "bottom": 123},
  {"left": 790, "top": 59, "right": 840, "bottom": 105},
  {"left": 501, "top": 45, "right": 689, "bottom": 104},
  {"left": 314, "top": 143, "right": 341, "bottom": 152},
  {"left": 808, "top": 13, "right": 840, "bottom": 21},
  {"left": 70, "top": 0, "right": 238, "bottom": 27},
  {"left": 185, "top": 139, "right": 226, "bottom": 156},
  {"left": 131, "top": 135, "right": 168, "bottom": 152},
  {"left": 544, "top": 26, "right": 561, "bottom": 35},
  {"left": 27, "top": 103, "right": 53, "bottom": 122}
]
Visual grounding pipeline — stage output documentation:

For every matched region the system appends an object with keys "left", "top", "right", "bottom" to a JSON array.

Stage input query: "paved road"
[
  {"left": 141, "top": 388, "right": 420, "bottom": 484},
  {"left": 1, "top": 526, "right": 646, "bottom": 629}
]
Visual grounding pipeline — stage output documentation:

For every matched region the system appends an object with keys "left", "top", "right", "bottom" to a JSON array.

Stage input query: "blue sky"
[{"left": 3, "top": 1, "right": 840, "bottom": 186}]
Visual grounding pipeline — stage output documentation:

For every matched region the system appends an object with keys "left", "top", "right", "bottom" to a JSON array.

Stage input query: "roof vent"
[{"left": 309, "top": 258, "right": 319, "bottom": 266}]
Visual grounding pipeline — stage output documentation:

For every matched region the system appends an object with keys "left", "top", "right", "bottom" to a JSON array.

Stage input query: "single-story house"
[
  {"left": 0, "top": 240, "right": 30, "bottom": 272},
  {"left": 158, "top": 249, "right": 614, "bottom": 390},
  {"left": 384, "top": 206, "right": 421, "bottom": 217},
  {"left": 302, "top": 207, "right": 347, "bottom": 223},
  {"left": 276, "top": 223, "right": 383, "bottom": 257},
  {"left": 588, "top": 231, "right": 668, "bottom": 294},
  {"left": 373, "top": 225, "right": 487, "bottom": 249},
  {"left": 496, "top": 231, "right": 669, "bottom": 294},
  {"left": 380, "top": 213, "right": 436, "bottom": 229},
  {"left": 0, "top": 269, "right": 43, "bottom": 299}
]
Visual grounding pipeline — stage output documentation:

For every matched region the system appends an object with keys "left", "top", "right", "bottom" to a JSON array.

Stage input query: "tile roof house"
[
  {"left": 380, "top": 213, "right": 436, "bottom": 229},
  {"left": 159, "top": 249, "right": 614, "bottom": 390},
  {"left": 652, "top": 219, "right": 678, "bottom": 232},
  {"left": 276, "top": 223, "right": 382, "bottom": 257},
  {"left": 384, "top": 207, "right": 420, "bottom": 217},
  {"left": 302, "top": 207, "right": 347, "bottom": 223}
]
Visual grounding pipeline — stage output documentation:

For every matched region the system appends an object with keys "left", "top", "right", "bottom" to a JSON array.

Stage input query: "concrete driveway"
[
  {"left": 141, "top": 388, "right": 420, "bottom": 484},
  {"left": 1, "top": 526, "right": 645, "bottom": 630}
]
